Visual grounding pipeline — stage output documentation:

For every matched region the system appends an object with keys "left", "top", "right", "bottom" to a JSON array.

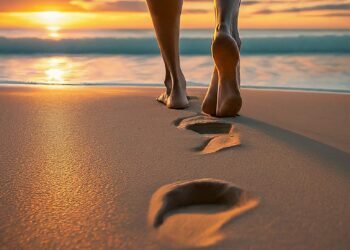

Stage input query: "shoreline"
[{"left": 1, "top": 82, "right": 350, "bottom": 95}]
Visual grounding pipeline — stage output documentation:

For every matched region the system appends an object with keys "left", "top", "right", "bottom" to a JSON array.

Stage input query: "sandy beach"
[{"left": 0, "top": 86, "right": 349, "bottom": 249}]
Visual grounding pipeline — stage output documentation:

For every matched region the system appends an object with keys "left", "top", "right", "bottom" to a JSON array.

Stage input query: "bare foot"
[
  {"left": 202, "top": 69, "right": 218, "bottom": 116},
  {"left": 157, "top": 70, "right": 172, "bottom": 105},
  {"left": 202, "top": 33, "right": 241, "bottom": 117},
  {"left": 166, "top": 75, "right": 189, "bottom": 109},
  {"left": 157, "top": 92, "right": 169, "bottom": 105},
  {"left": 212, "top": 30, "right": 241, "bottom": 117},
  {"left": 157, "top": 73, "right": 189, "bottom": 109}
]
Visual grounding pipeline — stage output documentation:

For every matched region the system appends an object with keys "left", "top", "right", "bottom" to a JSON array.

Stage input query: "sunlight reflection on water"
[{"left": 0, "top": 55, "right": 349, "bottom": 91}]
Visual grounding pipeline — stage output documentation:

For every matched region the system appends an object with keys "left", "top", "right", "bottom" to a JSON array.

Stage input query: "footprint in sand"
[
  {"left": 175, "top": 115, "right": 240, "bottom": 154},
  {"left": 148, "top": 178, "right": 259, "bottom": 248}
]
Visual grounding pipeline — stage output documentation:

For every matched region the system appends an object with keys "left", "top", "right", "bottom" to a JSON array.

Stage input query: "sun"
[
  {"left": 35, "top": 11, "right": 65, "bottom": 39},
  {"left": 37, "top": 11, "right": 63, "bottom": 25}
]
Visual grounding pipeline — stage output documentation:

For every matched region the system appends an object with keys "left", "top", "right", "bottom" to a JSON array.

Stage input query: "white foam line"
[{"left": 0, "top": 80, "right": 349, "bottom": 94}]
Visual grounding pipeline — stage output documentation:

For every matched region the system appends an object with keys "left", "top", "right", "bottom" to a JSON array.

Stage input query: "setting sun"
[
  {"left": 37, "top": 11, "right": 63, "bottom": 24},
  {"left": 34, "top": 11, "right": 72, "bottom": 38},
  {"left": 30, "top": 11, "right": 81, "bottom": 30}
]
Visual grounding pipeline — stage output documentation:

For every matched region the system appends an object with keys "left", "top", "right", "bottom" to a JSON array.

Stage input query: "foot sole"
[{"left": 212, "top": 32, "right": 242, "bottom": 117}]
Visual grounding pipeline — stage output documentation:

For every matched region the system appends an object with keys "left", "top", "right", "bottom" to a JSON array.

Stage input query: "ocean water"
[{"left": 0, "top": 29, "right": 349, "bottom": 92}]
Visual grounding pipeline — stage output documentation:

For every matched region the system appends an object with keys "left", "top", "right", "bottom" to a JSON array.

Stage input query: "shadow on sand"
[{"left": 235, "top": 115, "right": 350, "bottom": 176}]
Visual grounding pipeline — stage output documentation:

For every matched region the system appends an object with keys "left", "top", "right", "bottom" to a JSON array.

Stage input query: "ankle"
[
  {"left": 216, "top": 23, "right": 230, "bottom": 34},
  {"left": 172, "top": 81, "right": 186, "bottom": 92},
  {"left": 171, "top": 72, "right": 186, "bottom": 88},
  {"left": 231, "top": 31, "right": 241, "bottom": 49}
]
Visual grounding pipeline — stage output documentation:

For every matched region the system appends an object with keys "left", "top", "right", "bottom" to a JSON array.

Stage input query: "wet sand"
[{"left": 0, "top": 86, "right": 349, "bottom": 249}]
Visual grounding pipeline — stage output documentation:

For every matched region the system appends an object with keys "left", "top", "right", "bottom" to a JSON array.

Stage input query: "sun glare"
[
  {"left": 37, "top": 11, "right": 63, "bottom": 24},
  {"left": 35, "top": 11, "right": 65, "bottom": 38},
  {"left": 46, "top": 68, "right": 65, "bottom": 82},
  {"left": 47, "top": 26, "right": 60, "bottom": 32},
  {"left": 47, "top": 26, "right": 61, "bottom": 38},
  {"left": 45, "top": 58, "right": 68, "bottom": 83}
]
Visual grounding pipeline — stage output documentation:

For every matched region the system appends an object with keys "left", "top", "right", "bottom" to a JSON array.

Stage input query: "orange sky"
[{"left": 0, "top": 0, "right": 349, "bottom": 29}]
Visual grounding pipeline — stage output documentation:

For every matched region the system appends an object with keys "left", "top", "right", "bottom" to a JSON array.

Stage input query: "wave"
[{"left": 0, "top": 35, "right": 349, "bottom": 54}]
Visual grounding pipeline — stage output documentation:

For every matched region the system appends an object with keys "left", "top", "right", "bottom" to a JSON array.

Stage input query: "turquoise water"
[
  {"left": 0, "top": 29, "right": 349, "bottom": 92},
  {"left": 1, "top": 29, "right": 349, "bottom": 54}
]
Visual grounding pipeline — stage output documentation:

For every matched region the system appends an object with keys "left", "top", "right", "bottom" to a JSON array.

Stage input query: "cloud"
[
  {"left": 183, "top": 9, "right": 211, "bottom": 14},
  {"left": 0, "top": 0, "right": 82, "bottom": 12},
  {"left": 71, "top": 0, "right": 213, "bottom": 13},
  {"left": 255, "top": 3, "right": 350, "bottom": 14},
  {"left": 2, "top": 0, "right": 350, "bottom": 15},
  {"left": 242, "top": 1, "right": 260, "bottom": 6},
  {"left": 93, "top": 1, "right": 148, "bottom": 12},
  {"left": 182, "top": 0, "right": 260, "bottom": 5},
  {"left": 324, "top": 12, "right": 350, "bottom": 16},
  {"left": 310, "top": 11, "right": 350, "bottom": 17},
  {"left": 0, "top": 0, "right": 213, "bottom": 13}
]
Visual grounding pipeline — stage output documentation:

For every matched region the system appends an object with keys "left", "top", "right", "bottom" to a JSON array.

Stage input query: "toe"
[{"left": 157, "top": 92, "right": 168, "bottom": 105}]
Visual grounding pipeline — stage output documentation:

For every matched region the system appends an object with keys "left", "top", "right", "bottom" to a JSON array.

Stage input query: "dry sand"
[{"left": 0, "top": 86, "right": 349, "bottom": 249}]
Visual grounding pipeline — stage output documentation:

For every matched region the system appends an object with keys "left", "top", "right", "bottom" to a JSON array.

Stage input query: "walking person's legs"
[
  {"left": 146, "top": 0, "right": 189, "bottom": 109},
  {"left": 202, "top": 0, "right": 242, "bottom": 117}
]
